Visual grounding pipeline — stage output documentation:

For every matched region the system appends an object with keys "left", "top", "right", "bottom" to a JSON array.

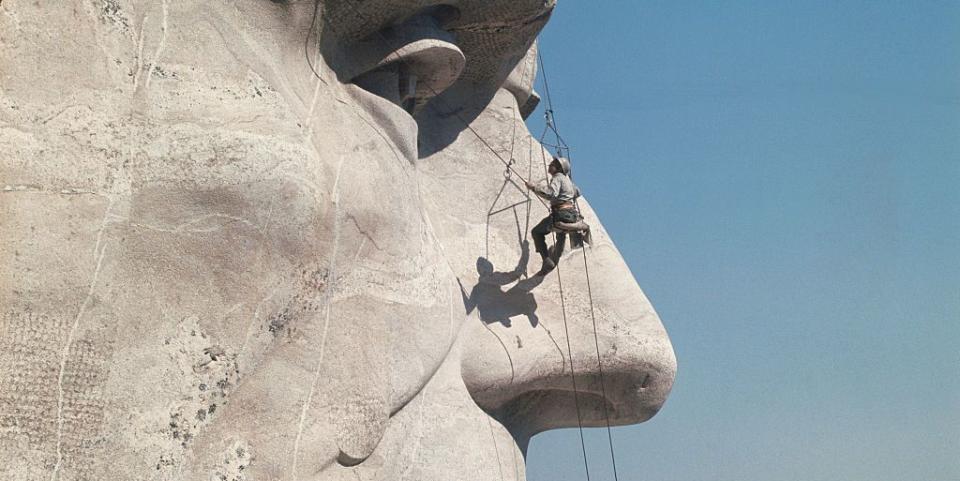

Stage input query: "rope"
[
  {"left": 484, "top": 53, "right": 533, "bottom": 257},
  {"left": 537, "top": 51, "right": 557, "bottom": 132},
  {"left": 554, "top": 262, "right": 592, "bottom": 481},
  {"left": 581, "top": 247, "right": 620, "bottom": 481},
  {"left": 538, "top": 50, "right": 621, "bottom": 481},
  {"left": 524, "top": 131, "right": 534, "bottom": 243},
  {"left": 534, "top": 100, "right": 593, "bottom": 481},
  {"left": 303, "top": 0, "right": 328, "bottom": 84}
]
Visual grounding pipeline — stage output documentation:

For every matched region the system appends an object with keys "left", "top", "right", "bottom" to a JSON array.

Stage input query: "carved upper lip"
[{"left": 347, "top": 12, "right": 465, "bottom": 114}]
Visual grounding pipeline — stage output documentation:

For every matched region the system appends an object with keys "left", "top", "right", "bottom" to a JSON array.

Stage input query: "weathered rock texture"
[{"left": 0, "top": 1, "right": 676, "bottom": 480}]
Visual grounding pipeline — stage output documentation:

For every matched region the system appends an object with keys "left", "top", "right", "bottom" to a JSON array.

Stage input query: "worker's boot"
[
  {"left": 548, "top": 244, "right": 563, "bottom": 263},
  {"left": 537, "top": 254, "right": 556, "bottom": 276}
]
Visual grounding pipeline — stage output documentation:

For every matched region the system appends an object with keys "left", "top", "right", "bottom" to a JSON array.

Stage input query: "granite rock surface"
[{"left": 0, "top": 1, "right": 676, "bottom": 479}]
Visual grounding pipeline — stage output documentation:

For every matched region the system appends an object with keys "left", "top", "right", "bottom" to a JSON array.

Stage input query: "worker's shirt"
[{"left": 536, "top": 173, "right": 580, "bottom": 208}]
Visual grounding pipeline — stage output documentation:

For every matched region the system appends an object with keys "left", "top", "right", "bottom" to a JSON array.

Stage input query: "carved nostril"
[{"left": 640, "top": 373, "right": 652, "bottom": 390}]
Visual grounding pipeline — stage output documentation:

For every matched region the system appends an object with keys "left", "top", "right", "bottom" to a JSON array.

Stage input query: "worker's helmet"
[{"left": 552, "top": 156, "right": 571, "bottom": 175}]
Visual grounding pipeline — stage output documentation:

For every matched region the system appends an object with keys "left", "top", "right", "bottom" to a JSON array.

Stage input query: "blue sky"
[{"left": 523, "top": 2, "right": 960, "bottom": 480}]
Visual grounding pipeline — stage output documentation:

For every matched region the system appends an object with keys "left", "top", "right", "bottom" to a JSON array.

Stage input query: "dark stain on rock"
[{"left": 267, "top": 307, "right": 292, "bottom": 335}]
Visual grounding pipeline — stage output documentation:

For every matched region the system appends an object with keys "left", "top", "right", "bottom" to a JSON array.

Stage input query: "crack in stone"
[
  {"left": 344, "top": 214, "right": 384, "bottom": 253},
  {"left": 130, "top": 213, "right": 257, "bottom": 234},
  {"left": 133, "top": 13, "right": 148, "bottom": 91},
  {"left": 49, "top": 199, "right": 114, "bottom": 481},
  {"left": 144, "top": 0, "right": 169, "bottom": 91},
  {"left": 289, "top": 153, "right": 346, "bottom": 481}
]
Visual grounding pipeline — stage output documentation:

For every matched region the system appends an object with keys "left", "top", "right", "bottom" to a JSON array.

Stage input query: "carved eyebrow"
[
  {"left": 320, "top": 0, "right": 554, "bottom": 85},
  {"left": 447, "top": 8, "right": 553, "bottom": 34}
]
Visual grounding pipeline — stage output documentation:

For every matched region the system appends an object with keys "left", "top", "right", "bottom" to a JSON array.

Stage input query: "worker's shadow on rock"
[{"left": 461, "top": 240, "right": 544, "bottom": 328}]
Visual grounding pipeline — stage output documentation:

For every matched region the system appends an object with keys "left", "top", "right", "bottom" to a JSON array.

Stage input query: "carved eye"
[{"left": 346, "top": 6, "right": 465, "bottom": 114}]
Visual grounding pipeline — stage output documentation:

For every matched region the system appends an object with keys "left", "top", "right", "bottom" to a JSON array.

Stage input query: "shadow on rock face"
[
  {"left": 461, "top": 241, "right": 544, "bottom": 329},
  {"left": 415, "top": 85, "right": 501, "bottom": 157}
]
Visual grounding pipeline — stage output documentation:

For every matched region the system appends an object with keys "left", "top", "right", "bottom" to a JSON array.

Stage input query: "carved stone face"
[{"left": 0, "top": 1, "right": 675, "bottom": 480}]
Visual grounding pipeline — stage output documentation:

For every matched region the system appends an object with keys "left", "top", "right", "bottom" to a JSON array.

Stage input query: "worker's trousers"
[{"left": 532, "top": 208, "right": 580, "bottom": 259}]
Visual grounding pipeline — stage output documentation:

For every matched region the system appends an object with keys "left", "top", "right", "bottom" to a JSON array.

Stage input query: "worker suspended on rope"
[{"left": 526, "top": 156, "right": 584, "bottom": 276}]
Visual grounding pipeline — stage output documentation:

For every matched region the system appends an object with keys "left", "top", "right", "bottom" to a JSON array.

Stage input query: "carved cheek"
[{"left": 153, "top": 170, "right": 462, "bottom": 474}]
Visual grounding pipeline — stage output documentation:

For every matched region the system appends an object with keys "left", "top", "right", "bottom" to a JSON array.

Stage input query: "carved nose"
[{"left": 461, "top": 205, "right": 677, "bottom": 439}]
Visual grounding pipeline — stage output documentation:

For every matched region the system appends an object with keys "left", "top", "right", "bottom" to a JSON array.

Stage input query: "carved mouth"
[{"left": 348, "top": 8, "right": 465, "bottom": 115}]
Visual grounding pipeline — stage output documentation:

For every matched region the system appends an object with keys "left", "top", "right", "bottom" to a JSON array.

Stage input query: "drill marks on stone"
[
  {"left": 290, "top": 153, "right": 346, "bottom": 481},
  {"left": 54, "top": 339, "right": 111, "bottom": 481},
  {"left": 144, "top": 0, "right": 169, "bottom": 90},
  {"left": 0, "top": 311, "right": 65, "bottom": 458},
  {"left": 1, "top": 314, "right": 112, "bottom": 481},
  {"left": 50, "top": 198, "right": 114, "bottom": 481}
]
